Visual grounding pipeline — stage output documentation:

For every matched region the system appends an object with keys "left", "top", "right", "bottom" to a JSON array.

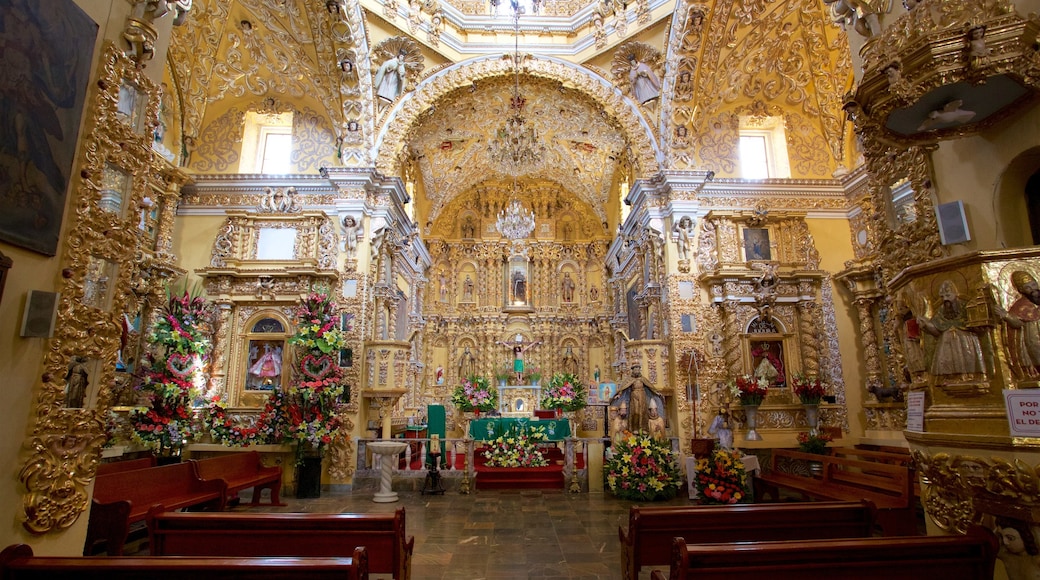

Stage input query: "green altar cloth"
[{"left": 469, "top": 417, "right": 571, "bottom": 441}]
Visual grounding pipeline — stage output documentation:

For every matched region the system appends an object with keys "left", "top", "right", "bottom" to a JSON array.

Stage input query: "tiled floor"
[{"left": 239, "top": 488, "right": 690, "bottom": 580}]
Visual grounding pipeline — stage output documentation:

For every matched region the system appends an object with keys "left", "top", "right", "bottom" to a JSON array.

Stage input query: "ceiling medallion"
[{"left": 493, "top": 2, "right": 538, "bottom": 241}]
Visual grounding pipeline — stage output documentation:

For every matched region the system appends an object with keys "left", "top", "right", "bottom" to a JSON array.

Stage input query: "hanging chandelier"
[
  {"left": 494, "top": 2, "right": 539, "bottom": 241},
  {"left": 488, "top": 3, "right": 544, "bottom": 176},
  {"left": 496, "top": 195, "right": 536, "bottom": 240}
]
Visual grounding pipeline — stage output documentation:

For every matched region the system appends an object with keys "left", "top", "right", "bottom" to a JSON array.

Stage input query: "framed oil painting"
[
  {"left": 743, "top": 227, "right": 771, "bottom": 261},
  {"left": 0, "top": 0, "right": 97, "bottom": 255}
]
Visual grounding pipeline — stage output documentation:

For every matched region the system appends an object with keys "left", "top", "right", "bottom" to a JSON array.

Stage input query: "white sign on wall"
[
  {"left": 1005, "top": 389, "right": 1040, "bottom": 437},
  {"left": 906, "top": 391, "right": 926, "bottom": 432}
]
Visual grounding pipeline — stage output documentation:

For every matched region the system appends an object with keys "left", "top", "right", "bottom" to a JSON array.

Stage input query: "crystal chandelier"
[
  {"left": 496, "top": 195, "right": 536, "bottom": 240},
  {"left": 493, "top": 2, "right": 538, "bottom": 241}
]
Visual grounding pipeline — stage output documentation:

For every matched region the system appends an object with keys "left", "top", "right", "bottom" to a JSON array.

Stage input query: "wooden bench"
[
  {"left": 96, "top": 456, "right": 156, "bottom": 476},
  {"left": 147, "top": 507, "right": 413, "bottom": 580},
  {"left": 649, "top": 525, "right": 997, "bottom": 580},
  {"left": 191, "top": 451, "right": 285, "bottom": 506},
  {"left": 619, "top": 500, "right": 878, "bottom": 580},
  {"left": 1, "top": 544, "right": 368, "bottom": 580},
  {"left": 754, "top": 448, "right": 916, "bottom": 535},
  {"left": 831, "top": 446, "right": 920, "bottom": 497},
  {"left": 85, "top": 462, "right": 227, "bottom": 556}
]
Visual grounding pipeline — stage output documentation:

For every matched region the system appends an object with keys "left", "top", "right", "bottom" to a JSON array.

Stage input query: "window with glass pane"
[
  {"left": 739, "top": 135, "right": 770, "bottom": 179},
  {"left": 259, "top": 130, "right": 292, "bottom": 174}
]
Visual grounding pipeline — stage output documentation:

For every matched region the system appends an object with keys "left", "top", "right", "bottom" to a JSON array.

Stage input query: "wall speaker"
[
  {"left": 937, "top": 200, "right": 971, "bottom": 245},
  {"left": 20, "top": 291, "right": 59, "bottom": 338}
]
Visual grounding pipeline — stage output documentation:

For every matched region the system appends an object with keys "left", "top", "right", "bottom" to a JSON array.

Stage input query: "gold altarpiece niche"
[
  {"left": 20, "top": 44, "right": 187, "bottom": 534},
  {"left": 695, "top": 208, "right": 847, "bottom": 441},
  {"left": 197, "top": 204, "right": 342, "bottom": 408}
]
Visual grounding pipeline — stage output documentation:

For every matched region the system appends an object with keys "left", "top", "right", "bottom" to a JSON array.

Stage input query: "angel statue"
[
  {"left": 371, "top": 37, "right": 425, "bottom": 106},
  {"left": 917, "top": 100, "right": 976, "bottom": 132},
  {"left": 612, "top": 42, "right": 664, "bottom": 106}
]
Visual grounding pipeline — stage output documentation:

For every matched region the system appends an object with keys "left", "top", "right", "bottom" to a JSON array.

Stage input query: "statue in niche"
[
  {"left": 561, "top": 346, "right": 579, "bottom": 375},
  {"left": 374, "top": 49, "right": 408, "bottom": 103},
  {"left": 64, "top": 356, "right": 90, "bottom": 408},
  {"left": 461, "top": 217, "right": 475, "bottom": 239},
  {"left": 562, "top": 273, "right": 575, "bottom": 302},
  {"left": 463, "top": 275, "right": 474, "bottom": 302},
  {"left": 609, "top": 363, "right": 665, "bottom": 441},
  {"left": 511, "top": 269, "right": 527, "bottom": 303},
  {"left": 917, "top": 280, "right": 985, "bottom": 376},
  {"left": 627, "top": 56, "right": 661, "bottom": 104},
  {"left": 995, "top": 270, "right": 1040, "bottom": 378},
  {"left": 458, "top": 346, "right": 476, "bottom": 379},
  {"left": 751, "top": 341, "right": 784, "bottom": 387},
  {"left": 438, "top": 273, "right": 448, "bottom": 302}
]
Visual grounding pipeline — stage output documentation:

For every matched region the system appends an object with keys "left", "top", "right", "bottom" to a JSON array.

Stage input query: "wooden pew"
[
  {"left": 1, "top": 544, "right": 368, "bottom": 580},
  {"left": 96, "top": 456, "right": 156, "bottom": 476},
  {"left": 619, "top": 500, "right": 877, "bottom": 580},
  {"left": 191, "top": 451, "right": 285, "bottom": 506},
  {"left": 147, "top": 507, "right": 414, "bottom": 580},
  {"left": 754, "top": 448, "right": 916, "bottom": 535},
  {"left": 85, "top": 462, "right": 227, "bottom": 556},
  {"left": 830, "top": 446, "right": 920, "bottom": 497},
  {"left": 649, "top": 525, "right": 997, "bottom": 580}
]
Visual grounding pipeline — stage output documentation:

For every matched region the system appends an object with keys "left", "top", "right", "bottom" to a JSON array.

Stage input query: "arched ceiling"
[{"left": 408, "top": 75, "right": 627, "bottom": 224}]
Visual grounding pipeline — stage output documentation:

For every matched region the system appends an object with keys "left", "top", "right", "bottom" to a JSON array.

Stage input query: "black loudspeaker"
[
  {"left": 937, "top": 200, "right": 971, "bottom": 245},
  {"left": 20, "top": 291, "right": 59, "bottom": 338}
]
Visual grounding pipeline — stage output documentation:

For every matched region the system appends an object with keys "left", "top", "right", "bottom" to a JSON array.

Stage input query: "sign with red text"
[{"left": 1005, "top": 390, "right": 1040, "bottom": 437}]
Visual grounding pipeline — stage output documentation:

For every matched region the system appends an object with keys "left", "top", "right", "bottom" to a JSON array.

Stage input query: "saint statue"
[
  {"left": 609, "top": 363, "right": 665, "bottom": 440},
  {"left": 996, "top": 270, "right": 1040, "bottom": 378},
  {"left": 918, "top": 280, "right": 985, "bottom": 376},
  {"left": 463, "top": 275, "right": 474, "bottom": 302},
  {"left": 65, "top": 356, "right": 90, "bottom": 408},
  {"left": 512, "top": 269, "right": 527, "bottom": 303},
  {"left": 249, "top": 344, "right": 282, "bottom": 389},
  {"left": 628, "top": 57, "right": 662, "bottom": 104},
  {"left": 562, "top": 273, "right": 575, "bottom": 303},
  {"left": 458, "top": 346, "right": 476, "bottom": 379},
  {"left": 374, "top": 50, "right": 408, "bottom": 103}
]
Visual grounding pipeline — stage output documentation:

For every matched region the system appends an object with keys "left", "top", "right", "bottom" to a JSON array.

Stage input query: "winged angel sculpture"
[
  {"left": 371, "top": 37, "right": 425, "bottom": 105},
  {"left": 823, "top": 0, "right": 892, "bottom": 38},
  {"left": 611, "top": 42, "right": 664, "bottom": 106}
]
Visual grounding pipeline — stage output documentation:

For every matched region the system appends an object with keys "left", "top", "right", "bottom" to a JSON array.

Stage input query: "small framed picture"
[
  {"left": 743, "top": 227, "right": 771, "bottom": 261},
  {"left": 340, "top": 312, "right": 354, "bottom": 332}
]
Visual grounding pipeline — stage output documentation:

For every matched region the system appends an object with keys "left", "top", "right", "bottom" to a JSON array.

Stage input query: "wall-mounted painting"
[
  {"left": 0, "top": 0, "right": 97, "bottom": 255},
  {"left": 743, "top": 228, "right": 771, "bottom": 261}
]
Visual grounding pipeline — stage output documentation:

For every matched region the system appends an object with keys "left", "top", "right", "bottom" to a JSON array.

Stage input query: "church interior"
[{"left": 3, "top": 0, "right": 1040, "bottom": 576}]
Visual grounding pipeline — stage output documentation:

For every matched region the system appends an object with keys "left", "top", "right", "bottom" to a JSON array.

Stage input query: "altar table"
[{"left": 469, "top": 417, "right": 571, "bottom": 441}]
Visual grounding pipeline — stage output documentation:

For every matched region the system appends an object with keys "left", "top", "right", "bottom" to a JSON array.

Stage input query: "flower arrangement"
[
  {"left": 451, "top": 376, "right": 498, "bottom": 412},
  {"left": 540, "top": 373, "right": 587, "bottom": 411},
  {"left": 130, "top": 290, "right": 214, "bottom": 455},
  {"left": 694, "top": 448, "right": 749, "bottom": 504},
  {"left": 482, "top": 425, "right": 549, "bottom": 467},
  {"left": 288, "top": 292, "right": 347, "bottom": 354},
  {"left": 792, "top": 373, "right": 825, "bottom": 405},
  {"left": 605, "top": 432, "right": 683, "bottom": 501},
  {"left": 277, "top": 290, "right": 348, "bottom": 460},
  {"left": 204, "top": 396, "right": 275, "bottom": 447},
  {"left": 734, "top": 374, "right": 768, "bottom": 406},
  {"left": 797, "top": 431, "right": 833, "bottom": 455}
]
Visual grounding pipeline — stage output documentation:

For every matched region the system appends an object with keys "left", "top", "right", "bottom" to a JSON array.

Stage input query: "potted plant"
[
  {"left": 524, "top": 366, "right": 543, "bottom": 385},
  {"left": 797, "top": 431, "right": 833, "bottom": 455},
  {"left": 494, "top": 364, "right": 512, "bottom": 386},
  {"left": 540, "top": 373, "right": 587, "bottom": 414}
]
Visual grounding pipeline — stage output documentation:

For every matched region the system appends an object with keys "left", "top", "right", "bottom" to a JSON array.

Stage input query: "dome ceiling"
[{"left": 407, "top": 75, "right": 627, "bottom": 225}]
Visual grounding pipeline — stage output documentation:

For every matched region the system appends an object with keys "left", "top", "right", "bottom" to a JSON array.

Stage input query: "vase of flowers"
[
  {"left": 734, "top": 374, "right": 768, "bottom": 406},
  {"left": 694, "top": 448, "right": 749, "bottom": 504},
  {"left": 605, "top": 432, "right": 682, "bottom": 501},
  {"left": 130, "top": 290, "right": 214, "bottom": 457},
  {"left": 451, "top": 376, "right": 498, "bottom": 413},
  {"left": 482, "top": 425, "right": 549, "bottom": 467},
  {"left": 792, "top": 373, "right": 825, "bottom": 405},
  {"left": 494, "top": 365, "right": 512, "bottom": 387},
  {"left": 540, "top": 373, "right": 587, "bottom": 413},
  {"left": 797, "top": 431, "right": 832, "bottom": 477}
]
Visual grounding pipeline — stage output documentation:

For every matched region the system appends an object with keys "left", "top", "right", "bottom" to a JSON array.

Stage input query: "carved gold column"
[
  {"left": 209, "top": 301, "right": 234, "bottom": 395},
  {"left": 154, "top": 168, "right": 187, "bottom": 257},
  {"left": 852, "top": 297, "right": 883, "bottom": 392}
]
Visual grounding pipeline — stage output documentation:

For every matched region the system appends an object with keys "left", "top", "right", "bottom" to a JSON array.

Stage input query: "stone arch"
[{"left": 373, "top": 55, "right": 662, "bottom": 178}]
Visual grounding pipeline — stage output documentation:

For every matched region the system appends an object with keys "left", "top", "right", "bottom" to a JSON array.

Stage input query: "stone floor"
[{"left": 241, "top": 488, "right": 688, "bottom": 580}]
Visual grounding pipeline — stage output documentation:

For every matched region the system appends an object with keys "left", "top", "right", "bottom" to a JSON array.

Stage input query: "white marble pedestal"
[{"left": 368, "top": 440, "right": 408, "bottom": 503}]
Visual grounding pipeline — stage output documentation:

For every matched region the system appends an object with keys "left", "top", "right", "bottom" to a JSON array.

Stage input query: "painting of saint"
[
  {"left": 0, "top": 0, "right": 97, "bottom": 255},
  {"left": 743, "top": 228, "right": 771, "bottom": 261}
]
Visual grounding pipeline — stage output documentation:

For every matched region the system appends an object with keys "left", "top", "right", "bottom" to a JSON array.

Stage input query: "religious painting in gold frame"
[
  {"left": 238, "top": 313, "right": 291, "bottom": 406},
  {"left": 741, "top": 227, "right": 772, "bottom": 261}
]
